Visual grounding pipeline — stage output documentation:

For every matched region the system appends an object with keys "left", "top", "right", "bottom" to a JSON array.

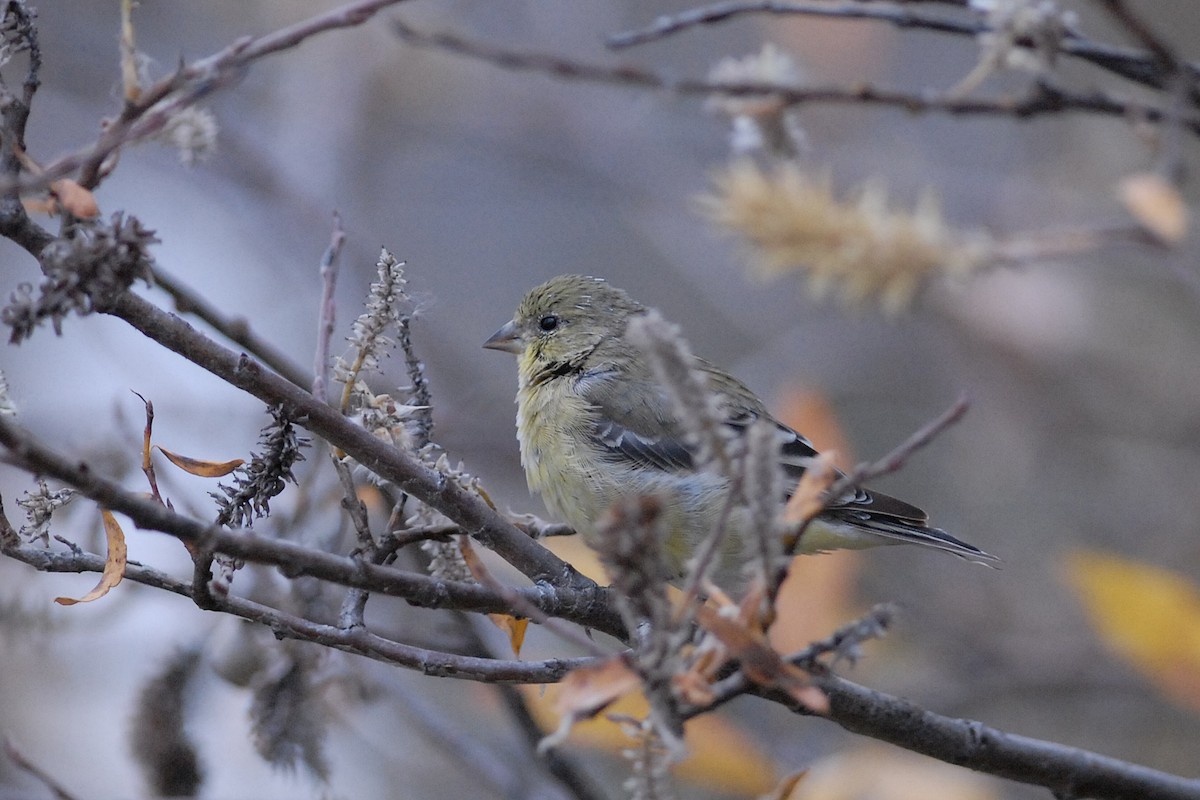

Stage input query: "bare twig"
[
  {"left": 0, "top": 538, "right": 594, "bottom": 683},
  {"left": 797, "top": 676, "right": 1200, "bottom": 800},
  {"left": 391, "top": 21, "right": 1200, "bottom": 136},
  {"left": 607, "top": 0, "right": 1200, "bottom": 93},
  {"left": 3, "top": 737, "right": 80, "bottom": 800},
  {"left": 826, "top": 393, "right": 970, "bottom": 501},
  {"left": 150, "top": 266, "right": 312, "bottom": 390},
  {"left": 0, "top": 0, "right": 414, "bottom": 198},
  {"left": 333, "top": 456, "right": 376, "bottom": 630},
  {"left": 312, "top": 212, "right": 347, "bottom": 404}
]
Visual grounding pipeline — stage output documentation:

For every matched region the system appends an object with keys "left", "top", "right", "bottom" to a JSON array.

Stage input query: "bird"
[{"left": 484, "top": 274, "right": 995, "bottom": 583}]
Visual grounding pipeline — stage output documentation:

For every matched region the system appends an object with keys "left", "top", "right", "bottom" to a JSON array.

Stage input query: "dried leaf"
[
  {"left": 1066, "top": 549, "right": 1200, "bottom": 711},
  {"left": 1119, "top": 172, "right": 1189, "bottom": 244},
  {"left": 55, "top": 508, "right": 126, "bottom": 605},
  {"left": 458, "top": 536, "right": 530, "bottom": 655},
  {"left": 487, "top": 614, "right": 530, "bottom": 657},
  {"left": 554, "top": 655, "right": 642, "bottom": 719},
  {"left": 50, "top": 179, "right": 100, "bottom": 219},
  {"left": 156, "top": 446, "right": 244, "bottom": 477},
  {"left": 695, "top": 603, "right": 828, "bottom": 714}
]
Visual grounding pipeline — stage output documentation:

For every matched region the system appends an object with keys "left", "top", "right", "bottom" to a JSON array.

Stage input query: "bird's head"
[{"left": 483, "top": 275, "right": 645, "bottom": 381}]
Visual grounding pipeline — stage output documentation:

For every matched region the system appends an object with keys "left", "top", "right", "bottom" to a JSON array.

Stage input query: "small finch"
[{"left": 485, "top": 275, "right": 994, "bottom": 582}]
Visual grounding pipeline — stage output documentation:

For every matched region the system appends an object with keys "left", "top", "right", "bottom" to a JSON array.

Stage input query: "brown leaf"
[
  {"left": 56, "top": 508, "right": 127, "bottom": 605},
  {"left": 695, "top": 603, "right": 828, "bottom": 714},
  {"left": 1119, "top": 172, "right": 1189, "bottom": 244},
  {"left": 554, "top": 655, "right": 642, "bottom": 719},
  {"left": 155, "top": 446, "right": 244, "bottom": 477},
  {"left": 50, "top": 179, "right": 100, "bottom": 219}
]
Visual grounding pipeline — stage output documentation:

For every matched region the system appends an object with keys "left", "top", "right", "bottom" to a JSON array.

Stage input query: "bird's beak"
[{"left": 483, "top": 320, "right": 523, "bottom": 354}]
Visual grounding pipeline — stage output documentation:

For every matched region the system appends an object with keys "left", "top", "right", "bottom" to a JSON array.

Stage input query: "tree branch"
[
  {"left": 0, "top": 414, "right": 625, "bottom": 639},
  {"left": 606, "top": 0, "right": 1200, "bottom": 93},
  {"left": 97, "top": 291, "right": 596, "bottom": 592},
  {"left": 0, "top": 539, "right": 597, "bottom": 683},
  {"left": 811, "top": 676, "right": 1200, "bottom": 800},
  {"left": 0, "top": 0, "right": 416, "bottom": 198},
  {"left": 391, "top": 21, "right": 1200, "bottom": 136}
]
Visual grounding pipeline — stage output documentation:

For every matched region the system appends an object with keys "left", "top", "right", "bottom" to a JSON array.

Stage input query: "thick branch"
[
  {"left": 0, "top": 540, "right": 597, "bottom": 683},
  {"left": 0, "top": 414, "right": 624, "bottom": 638},
  {"left": 150, "top": 267, "right": 311, "bottom": 390},
  {"left": 813, "top": 676, "right": 1200, "bottom": 800},
  {"left": 100, "top": 291, "right": 593, "bottom": 591}
]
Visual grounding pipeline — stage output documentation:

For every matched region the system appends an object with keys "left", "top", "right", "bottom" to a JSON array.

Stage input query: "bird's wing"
[
  {"left": 579, "top": 365, "right": 698, "bottom": 473},
  {"left": 578, "top": 363, "right": 997, "bottom": 562}
]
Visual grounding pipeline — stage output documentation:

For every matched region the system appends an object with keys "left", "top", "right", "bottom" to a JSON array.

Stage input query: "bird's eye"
[{"left": 538, "top": 315, "right": 559, "bottom": 332}]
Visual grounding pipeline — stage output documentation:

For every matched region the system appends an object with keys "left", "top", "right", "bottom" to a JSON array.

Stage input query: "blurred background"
[{"left": 1, "top": 1, "right": 1199, "bottom": 798}]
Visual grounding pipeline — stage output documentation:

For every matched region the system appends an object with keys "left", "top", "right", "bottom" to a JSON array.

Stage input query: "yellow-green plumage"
[{"left": 484, "top": 275, "right": 995, "bottom": 583}]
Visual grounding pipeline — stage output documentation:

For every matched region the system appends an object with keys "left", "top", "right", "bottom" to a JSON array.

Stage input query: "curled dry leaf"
[
  {"left": 1119, "top": 172, "right": 1189, "bottom": 244},
  {"left": 55, "top": 508, "right": 127, "bottom": 605},
  {"left": 487, "top": 613, "right": 530, "bottom": 656},
  {"left": 694, "top": 600, "right": 829, "bottom": 715},
  {"left": 155, "top": 446, "right": 244, "bottom": 478}
]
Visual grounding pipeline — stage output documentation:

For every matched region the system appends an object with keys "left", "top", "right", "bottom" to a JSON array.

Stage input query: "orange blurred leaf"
[
  {"left": 522, "top": 679, "right": 779, "bottom": 795},
  {"left": 1066, "top": 549, "right": 1200, "bottom": 712},
  {"left": 55, "top": 509, "right": 127, "bottom": 605},
  {"left": 1119, "top": 172, "right": 1188, "bottom": 244},
  {"left": 770, "top": 551, "right": 861, "bottom": 654},
  {"left": 775, "top": 388, "right": 854, "bottom": 471},
  {"left": 792, "top": 746, "right": 997, "bottom": 800},
  {"left": 554, "top": 655, "right": 642, "bottom": 720},
  {"left": 50, "top": 179, "right": 100, "bottom": 219},
  {"left": 155, "top": 446, "right": 244, "bottom": 477},
  {"left": 761, "top": 770, "right": 808, "bottom": 800}
]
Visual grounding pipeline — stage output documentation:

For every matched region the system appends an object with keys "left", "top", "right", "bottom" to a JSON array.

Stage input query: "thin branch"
[
  {"left": 391, "top": 21, "right": 1200, "bottom": 136},
  {"left": 149, "top": 267, "right": 312, "bottom": 390},
  {"left": 0, "top": 413, "right": 625, "bottom": 639},
  {"left": 0, "top": 0, "right": 414, "bottom": 198},
  {"left": 606, "top": 0, "right": 1200, "bottom": 92},
  {"left": 3, "top": 737, "right": 80, "bottom": 800},
  {"left": 826, "top": 393, "right": 970, "bottom": 501},
  {"left": 0, "top": 539, "right": 595, "bottom": 683},
  {"left": 808, "top": 676, "right": 1200, "bottom": 800}
]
